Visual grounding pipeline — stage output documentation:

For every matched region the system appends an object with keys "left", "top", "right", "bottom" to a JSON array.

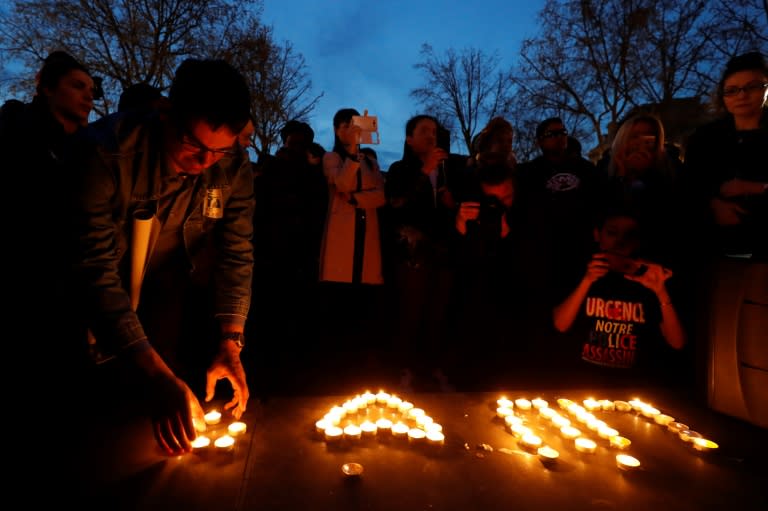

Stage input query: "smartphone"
[
  {"left": 603, "top": 253, "right": 647, "bottom": 276},
  {"left": 351, "top": 114, "right": 378, "bottom": 132},
  {"left": 351, "top": 114, "right": 380, "bottom": 145}
]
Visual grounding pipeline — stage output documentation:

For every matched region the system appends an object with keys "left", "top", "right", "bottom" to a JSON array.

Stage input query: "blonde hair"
[{"left": 609, "top": 114, "right": 668, "bottom": 177}]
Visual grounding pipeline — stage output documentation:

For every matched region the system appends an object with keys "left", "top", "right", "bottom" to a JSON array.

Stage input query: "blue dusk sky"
[
  {"left": 0, "top": 0, "right": 546, "bottom": 170},
  {"left": 262, "top": 0, "right": 545, "bottom": 169}
]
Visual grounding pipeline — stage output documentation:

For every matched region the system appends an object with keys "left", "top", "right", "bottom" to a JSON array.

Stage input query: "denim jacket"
[{"left": 74, "top": 113, "right": 255, "bottom": 355}]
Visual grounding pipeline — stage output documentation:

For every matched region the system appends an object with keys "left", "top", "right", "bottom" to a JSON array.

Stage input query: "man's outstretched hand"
[
  {"left": 148, "top": 373, "right": 205, "bottom": 455},
  {"left": 205, "top": 341, "right": 249, "bottom": 419}
]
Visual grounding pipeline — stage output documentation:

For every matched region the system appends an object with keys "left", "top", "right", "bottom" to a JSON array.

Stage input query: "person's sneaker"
[
  {"left": 398, "top": 368, "right": 415, "bottom": 394},
  {"left": 431, "top": 368, "right": 456, "bottom": 393}
]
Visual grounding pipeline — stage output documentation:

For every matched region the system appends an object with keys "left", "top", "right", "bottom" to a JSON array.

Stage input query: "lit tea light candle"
[
  {"left": 398, "top": 401, "right": 414, "bottom": 414},
  {"left": 641, "top": 406, "right": 660, "bottom": 419},
  {"left": 330, "top": 406, "right": 346, "bottom": 418},
  {"left": 598, "top": 425, "right": 619, "bottom": 439},
  {"left": 567, "top": 403, "right": 583, "bottom": 415},
  {"left": 586, "top": 418, "right": 606, "bottom": 431},
  {"left": 667, "top": 422, "right": 688, "bottom": 434},
  {"left": 539, "top": 407, "right": 556, "bottom": 420},
  {"left": 360, "top": 420, "right": 377, "bottom": 437},
  {"left": 343, "top": 400, "right": 358, "bottom": 415},
  {"left": 654, "top": 414, "right": 675, "bottom": 426},
  {"left": 515, "top": 398, "right": 532, "bottom": 411},
  {"left": 497, "top": 406, "right": 514, "bottom": 418},
  {"left": 425, "top": 422, "right": 443, "bottom": 434},
  {"left": 376, "top": 391, "right": 391, "bottom": 404},
  {"left": 344, "top": 424, "right": 362, "bottom": 441},
  {"left": 375, "top": 418, "right": 392, "bottom": 434},
  {"left": 614, "top": 400, "right": 632, "bottom": 412},
  {"left": 416, "top": 415, "right": 434, "bottom": 428},
  {"left": 408, "top": 428, "right": 426, "bottom": 443},
  {"left": 214, "top": 434, "right": 235, "bottom": 453},
  {"left": 552, "top": 415, "right": 571, "bottom": 429},
  {"left": 191, "top": 435, "right": 211, "bottom": 451},
  {"left": 628, "top": 399, "right": 646, "bottom": 412},
  {"left": 392, "top": 422, "right": 409, "bottom": 438},
  {"left": 352, "top": 396, "right": 367, "bottom": 411},
  {"left": 325, "top": 426, "right": 343, "bottom": 442},
  {"left": 557, "top": 398, "right": 574, "bottom": 410},
  {"left": 520, "top": 433, "right": 543, "bottom": 450},
  {"left": 497, "top": 397, "right": 514, "bottom": 409},
  {"left": 561, "top": 426, "right": 581, "bottom": 439},
  {"left": 204, "top": 410, "right": 222, "bottom": 425},
  {"left": 692, "top": 438, "right": 719, "bottom": 452},
  {"left": 227, "top": 421, "right": 247, "bottom": 437},
  {"left": 538, "top": 446, "right": 559, "bottom": 464},
  {"left": 576, "top": 411, "right": 593, "bottom": 424},
  {"left": 599, "top": 400, "right": 615, "bottom": 412},
  {"left": 678, "top": 429, "right": 703, "bottom": 443},
  {"left": 387, "top": 396, "right": 402, "bottom": 409},
  {"left": 510, "top": 423, "right": 532, "bottom": 438},
  {"left": 609, "top": 436, "right": 631, "bottom": 450},
  {"left": 505, "top": 415, "right": 523, "bottom": 428},
  {"left": 324, "top": 412, "right": 342, "bottom": 426},
  {"left": 315, "top": 419, "right": 330, "bottom": 434},
  {"left": 583, "top": 398, "right": 601, "bottom": 412},
  {"left": 532, "top": 398, "right": 548, "bottom": 410},
  {"left": 426, "top": 430, "right": 445, "bottom": 446},
  {"left": 616, "top": 454, "right": 641, "bottom": 471},
  {"left": 408, "top": 408, "right": 426, "bottom": 420},
  {"left": 575, "top": 438, "right": 597, "bottom": 454},
  {"left": 362, "top": 391, "right": 376, "bottom": 405}
]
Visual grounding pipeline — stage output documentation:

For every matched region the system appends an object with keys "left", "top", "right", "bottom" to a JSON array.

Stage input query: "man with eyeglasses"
[
  {"left": 71, "top": 58, "right": 254, "bottom": 458},
  {"left": 515, "top": 117, "right": 607, "bottom": 320}
]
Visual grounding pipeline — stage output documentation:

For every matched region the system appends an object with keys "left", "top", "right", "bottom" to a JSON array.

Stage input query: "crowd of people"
[{"left": 1, "top": 49, "right": 766, "bottom": 457}]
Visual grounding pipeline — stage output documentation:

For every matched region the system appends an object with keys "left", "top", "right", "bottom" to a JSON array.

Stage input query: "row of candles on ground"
[
  {"left": 577, "top": 397, "right": 717, "bottom": 450},
  {"left": 188, "top": 410, "right": 248, "bottom": 454},
  {"left": 315, "top": 390, "right": 446, "bottom": 446},
  {"left": 495, "top": 396, "right": 718, "bottom": 471}
]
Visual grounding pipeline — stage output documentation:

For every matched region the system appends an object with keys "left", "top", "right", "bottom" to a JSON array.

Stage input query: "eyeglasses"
[
  {"left": 180, "top": 130, "right": 240, "bottom": 157},
  {"left": 722, "top": 82, "right": 768, "bottom": 97},
  {"left": 540, "top": 129, "right": 568, "bottom": 139}
]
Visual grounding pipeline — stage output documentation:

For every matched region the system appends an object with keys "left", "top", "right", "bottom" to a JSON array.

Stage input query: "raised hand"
[
  {"left": 623, "top": 261, "right": 672, "bottom": 295},
  {"left": 205, "top": 342, "right": 249, "bottom": 420},
  {"left": 584, "top": 253, "right": 611, "bottom": 284}
]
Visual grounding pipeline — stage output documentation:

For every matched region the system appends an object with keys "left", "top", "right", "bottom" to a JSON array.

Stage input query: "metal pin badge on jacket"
[{"left": 203, "top": 188, "right": 223, "bottom": 219}]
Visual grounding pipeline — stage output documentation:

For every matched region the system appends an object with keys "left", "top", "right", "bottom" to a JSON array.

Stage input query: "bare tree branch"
[
  {"left": 0, "top": 0, "right": 322, "bottom": 156},
  {"left": 410, "top": 43, "right": 515, "bottom": 154}
]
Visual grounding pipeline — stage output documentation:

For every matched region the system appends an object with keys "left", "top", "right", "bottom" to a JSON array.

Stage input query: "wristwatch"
[{"left": 222, "top": 331, "right": 245, "bottom": 349}]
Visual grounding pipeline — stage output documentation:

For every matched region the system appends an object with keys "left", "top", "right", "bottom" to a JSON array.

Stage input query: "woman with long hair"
[{"left": 685, "top": 51, "right": 768, "bottom": 259}]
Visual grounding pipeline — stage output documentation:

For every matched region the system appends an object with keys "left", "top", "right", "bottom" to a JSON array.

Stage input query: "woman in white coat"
[
  {"left": 318, "top": 108, "right": 387, "bottom": 356},
  {"left": 319, "top": 108, "right": 386, "bottom": 285}
]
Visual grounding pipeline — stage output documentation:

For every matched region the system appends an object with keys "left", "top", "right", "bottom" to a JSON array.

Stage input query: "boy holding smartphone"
[{"left": 552, "top": 205, "right": 686, "bottom": 378}]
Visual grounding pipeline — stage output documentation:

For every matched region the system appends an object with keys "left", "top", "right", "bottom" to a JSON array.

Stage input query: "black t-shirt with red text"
[{"left": 577, "top": 272, "right": 663, "bottom": 371}]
